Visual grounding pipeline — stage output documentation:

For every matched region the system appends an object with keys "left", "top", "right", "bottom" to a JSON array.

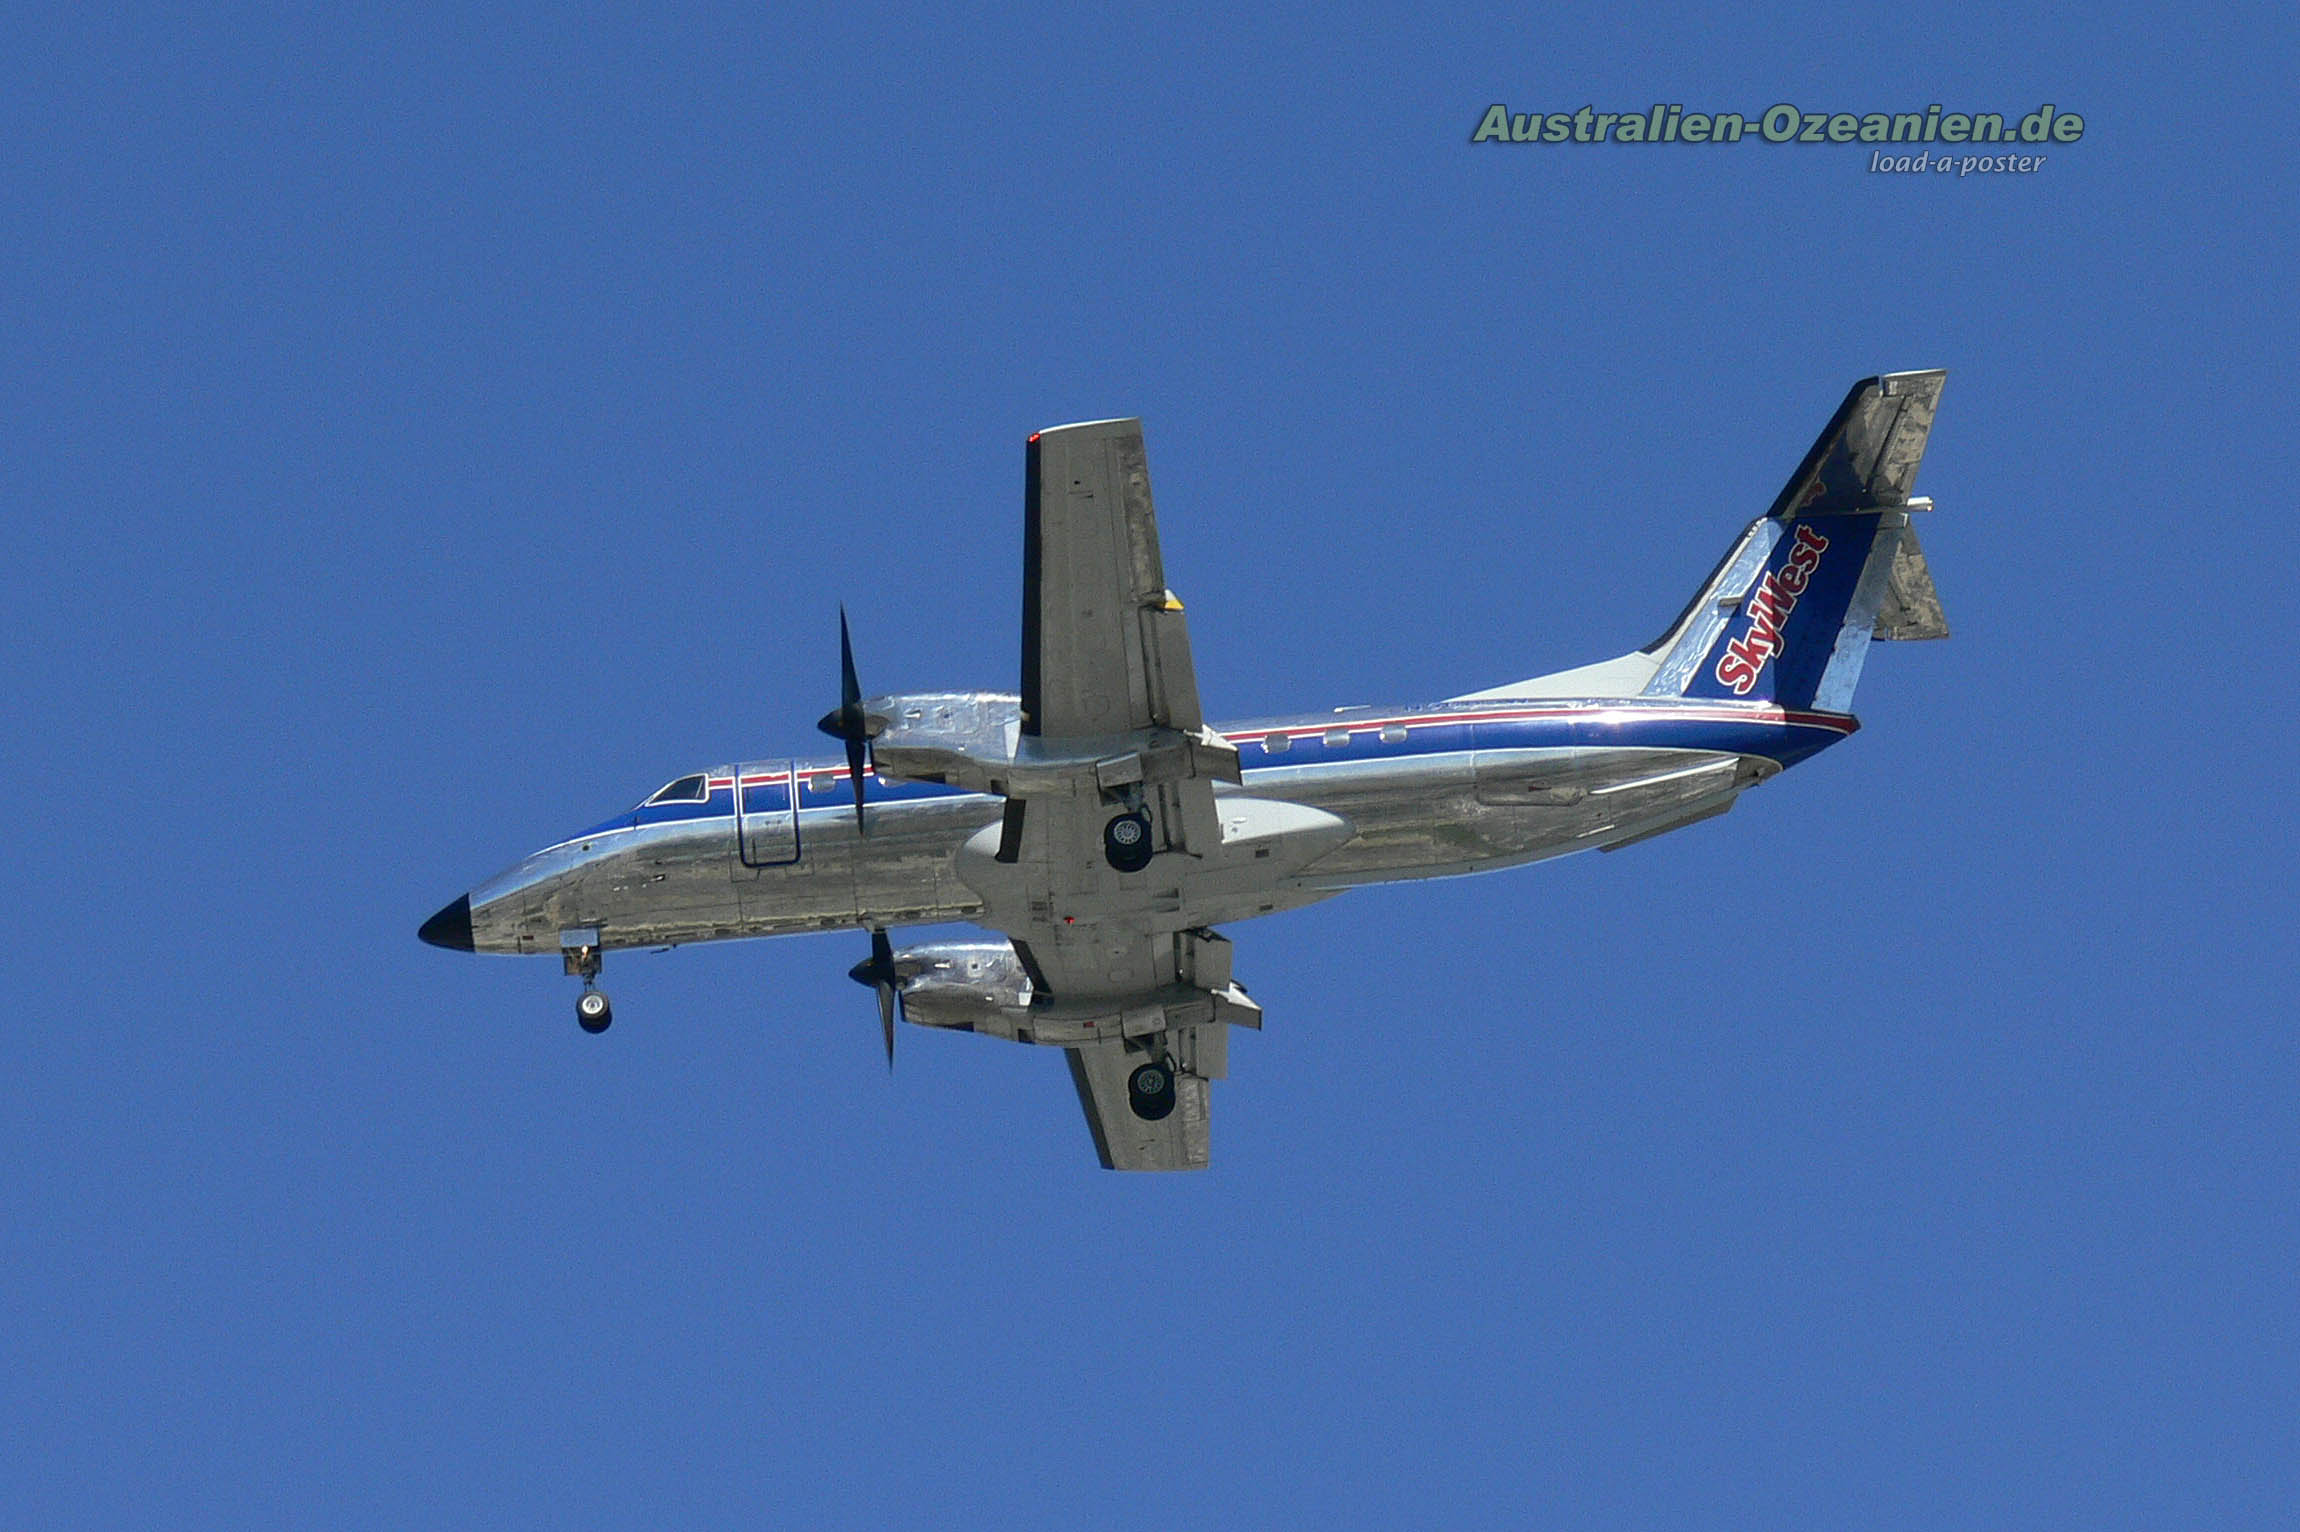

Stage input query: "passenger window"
[
  {"left": 1264, "top": 732, "right": 1290, "bottom": 754},
  {"left": 810, "top": 773, "right": 837, "bottom": 796},
  {"left": 1323, "top": 728, "right": 1351, "bottom": 748},
  {"left": 646, "top": 774, "right": 709, "bottom": 805},
  {"left": 1380, "top": 725, "right": 1408, "bottom": 744}
]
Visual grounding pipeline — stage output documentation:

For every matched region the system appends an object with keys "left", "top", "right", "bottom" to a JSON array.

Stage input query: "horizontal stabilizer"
[
  {"left": 1598, "top": 791, "right": 1737, "bottom": 852},
  {"left": 1769, "top": 370, "right": 1946, "bottom": 519},
  {"left": 1872, "top": 524, "right": 1950, "bottom": 640}
]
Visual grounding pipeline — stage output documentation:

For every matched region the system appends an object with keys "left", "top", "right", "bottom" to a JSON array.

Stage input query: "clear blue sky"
[{"left": 7, "top": 4, "right": 2293, "bottom": 1527}]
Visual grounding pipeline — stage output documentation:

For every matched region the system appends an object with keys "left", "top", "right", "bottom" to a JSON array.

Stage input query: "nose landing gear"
[{"left": 563, "top": 931, "right": 611, "bottom": 1034}]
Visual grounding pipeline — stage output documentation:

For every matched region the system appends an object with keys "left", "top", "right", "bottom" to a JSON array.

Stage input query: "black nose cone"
[{"left": 419, "top": 894, "right": 474, "bottom": 951}]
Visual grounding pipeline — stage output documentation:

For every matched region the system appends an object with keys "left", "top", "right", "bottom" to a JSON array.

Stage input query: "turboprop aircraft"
[{"left": 420, "top": 371, "right": 1950, "bottom": 1170}]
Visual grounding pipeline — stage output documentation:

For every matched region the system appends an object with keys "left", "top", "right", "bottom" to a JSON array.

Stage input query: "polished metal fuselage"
[{"left": 459, "top": 696, "right": 1843, "bottom": 957}]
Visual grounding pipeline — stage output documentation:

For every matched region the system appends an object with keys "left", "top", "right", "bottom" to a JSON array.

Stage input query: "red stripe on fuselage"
[
  {"left": 715, "top": 702, "right": 1858, "bottom": 789},
  {"left": 1218, "top": 702, "right": 1858, "bottom": 743}
]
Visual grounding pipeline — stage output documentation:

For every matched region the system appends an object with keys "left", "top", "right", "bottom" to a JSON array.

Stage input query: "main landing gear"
[
  {"left": 564, "top": 935, "right": 611, "bottom": 1034},
  {"left": 1103, "top": 809, "right": 1154, "bottom": 874},
  {"left": 1127, "top": 1056, "right": 1177, "bottom": 1121}
]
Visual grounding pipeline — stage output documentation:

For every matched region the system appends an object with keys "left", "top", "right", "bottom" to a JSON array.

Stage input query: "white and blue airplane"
[{"left": 421, "top": 371, "right": 1949, "bottom": 1169}]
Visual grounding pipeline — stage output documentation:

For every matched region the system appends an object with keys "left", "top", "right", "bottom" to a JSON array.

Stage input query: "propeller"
[
  {"left": 847, "top": 927, "right": 901, "bottom": 1068},
  {"left": 814, "top": 604, "right": 875, "bottom": 835}
]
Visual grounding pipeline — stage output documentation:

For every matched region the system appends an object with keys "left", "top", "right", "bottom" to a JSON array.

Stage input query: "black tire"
[
  {"left": 1127, "top": 1060, "right": 1176, "bottom": 1121},
  {"left": 577, "top": 990, "right": 613, "bottom": 1034},
  {"left": 1103, "top": 811, "right": 1154, "bottom": 873}
]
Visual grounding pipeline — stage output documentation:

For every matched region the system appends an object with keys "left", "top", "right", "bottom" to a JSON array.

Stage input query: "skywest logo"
[{"left": 1715, "top": 525, "right": 1830, "bottom": 696}]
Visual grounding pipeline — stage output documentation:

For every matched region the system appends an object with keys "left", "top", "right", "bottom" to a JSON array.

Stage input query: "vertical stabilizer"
[{"left": 1651, "top": 371, "right": 1949, "bottom": 710}]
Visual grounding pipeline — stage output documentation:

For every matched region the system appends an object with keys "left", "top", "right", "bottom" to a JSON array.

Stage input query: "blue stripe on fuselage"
[{"left": 559, "top": 699, "right": 1856, "bottom": 850}]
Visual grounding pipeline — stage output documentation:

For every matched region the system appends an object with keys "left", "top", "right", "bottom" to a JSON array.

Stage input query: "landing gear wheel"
[
  {"left": 1127, "top": 1059, "right": 1177, "bottom": 1121},
  {"left": 1103, "top": 811, "right": 1154, "bottom": 874},
  {"left": 576, "top": 988, "right": 613, "bottom": 1034}
]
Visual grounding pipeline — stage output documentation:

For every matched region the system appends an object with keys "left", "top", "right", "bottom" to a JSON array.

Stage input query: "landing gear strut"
[
  {"left": 1127, "top": 1056, "right": 1177, "bottom": 1121},
  {"left": 564, "top": 935, "right": 610, "bottom": 1034}
]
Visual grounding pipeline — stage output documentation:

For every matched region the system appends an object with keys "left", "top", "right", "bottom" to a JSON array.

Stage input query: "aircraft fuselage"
[{"left": 443, "top": 694, "right": 1852, "bottom": 957}]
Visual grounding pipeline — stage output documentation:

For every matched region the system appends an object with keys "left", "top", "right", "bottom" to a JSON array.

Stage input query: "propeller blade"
[
  {"left": 838, "top": 604, "right": 862, "bottom": 715},
  {"left": 815, "top": 606, "right": 872, "bottom": 836},
  {"left": 848, "top": 928, "right": 901, "bottom": 1069}
]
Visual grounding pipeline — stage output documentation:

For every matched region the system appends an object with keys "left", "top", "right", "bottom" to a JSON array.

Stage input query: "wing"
[
  {"left": 1012, "top": 419, "right": 1238, "bottom": 863},
  {"left": 1065, "top": 1034, "right": 1213, "bottom": 1172},
  {"left": 1013, "top": 918, "right": 1257, "bottom": 1173},
  {"left": 1022, "top": 418, "right": 1207, "bottom": 739},
  {"left": 975, "top": 420, "right": 1278, "bottom": 1170}
]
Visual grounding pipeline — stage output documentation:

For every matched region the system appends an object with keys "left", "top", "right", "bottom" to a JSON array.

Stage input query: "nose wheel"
[{"left": 563, "top": 935, "right": 611, "bottom": 1034}]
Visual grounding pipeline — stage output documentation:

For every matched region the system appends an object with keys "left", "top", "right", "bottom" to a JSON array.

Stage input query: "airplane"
[{"left": 420, "top": 370, "right": 1950, "bottom": 1170}]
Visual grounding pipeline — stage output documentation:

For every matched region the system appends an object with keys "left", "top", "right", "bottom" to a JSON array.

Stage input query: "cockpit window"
[{"left": 645, "top": 774, "right": 710, "bottom": 805}]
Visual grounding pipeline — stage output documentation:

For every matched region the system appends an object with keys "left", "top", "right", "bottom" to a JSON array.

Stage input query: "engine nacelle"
[
  {"left": 862, "top": 691, "right": 1242, "bottom": 799},
  {"left": 860, "top": 692, "right": 1022, "bottom": 794},
  {"left": 886, "top": 938, "right": 1257, "bottom": 1056},
  {"left": 886, "top": 941, "right": 1033, "bottom": 1034}
]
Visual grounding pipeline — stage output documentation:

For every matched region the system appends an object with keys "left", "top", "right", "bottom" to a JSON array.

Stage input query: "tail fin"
[{"left": 1644, "top": 370, "right": 1949, "bottom": 711}]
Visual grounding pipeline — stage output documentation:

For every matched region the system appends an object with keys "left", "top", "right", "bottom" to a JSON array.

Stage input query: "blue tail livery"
[{"left": 1653, "top": 370, "right": 1949, "bottom": 711}]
